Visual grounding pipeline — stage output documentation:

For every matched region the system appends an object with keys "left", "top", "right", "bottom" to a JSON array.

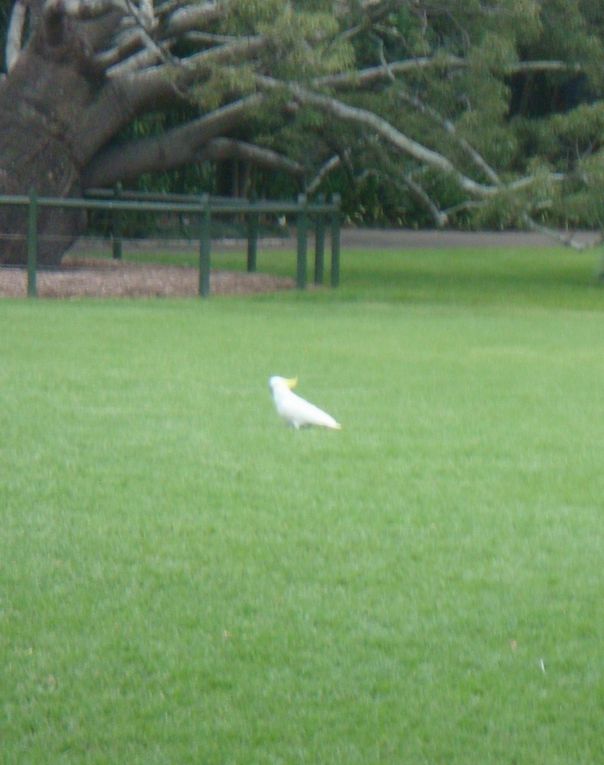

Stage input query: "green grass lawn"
[{"left": 1, "top": 246, "right": 603, "bottom": 764}]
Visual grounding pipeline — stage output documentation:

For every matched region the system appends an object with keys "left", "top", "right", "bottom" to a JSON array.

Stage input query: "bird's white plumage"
[{"left": 269, "top": 376, "right": 341, "bottom": 430}]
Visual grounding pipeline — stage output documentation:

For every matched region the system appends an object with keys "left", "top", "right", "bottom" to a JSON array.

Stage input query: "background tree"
[{"left": 1, "top": 0, "right": 603, "bottom": 265}]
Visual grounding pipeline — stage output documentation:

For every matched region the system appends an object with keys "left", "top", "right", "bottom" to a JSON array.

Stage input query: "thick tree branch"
[
  {"left": 317, "top": 56, "right": 466, "bottom": 88},
  {"left": 395, "top": 88, "right": 502, "bottom": 186},
  {"left": 162, "top": 1, "right": 227, "bottom": 39},
  {"left": 521, "top": 214, "right": 604, "bottom": 251},
  {"left": 6, "top": 0, "right": 28, "bottom": 70},
  {"left": 118, "top": 35, "right": 267, "bottom": 107},
  {"left": 45, "top": 0, "right": 125, "bottom": 21},
  {"left": 48, "top": 0, "right": 229, "bottom": 75},
  {"left": 78, "top": 33, "right": 268, "bottom": 156},
  {"left": 317, "top": 57, "right": 584, "bottom": 90},
  {"left": 94, "top": 25, "right": 149, "bottom": 69},
  {"left": 258, "top": 77, "right": 569, "bottom": 206},
  {"left": 399, "top": 173, "right": 448, "bottom": 227},
  {"left": 198, "top": 138, "right": 304, "bottom": 177},
  {"left": 307, "top": 155, "right": 342, "bottom": 195},
  {"left": 82, "top": 94, "right": 262, "bottom": 187},
  {"left": 258, "top": 76, "right": 498, "bottom": 198}
]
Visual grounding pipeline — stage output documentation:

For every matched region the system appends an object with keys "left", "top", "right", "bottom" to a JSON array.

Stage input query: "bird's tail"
[{"left": 318, "top": 412, "right": 342, "bottom": 430}]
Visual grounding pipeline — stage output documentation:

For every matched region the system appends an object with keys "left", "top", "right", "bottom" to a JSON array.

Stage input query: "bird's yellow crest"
[{"left": 285, "top": 377, "right": 298, "bottom": 389}]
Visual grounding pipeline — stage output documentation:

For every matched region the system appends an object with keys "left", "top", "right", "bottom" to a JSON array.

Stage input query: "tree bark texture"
[{"left": 0, "top": 7, "right": 103, "bottom": 264}]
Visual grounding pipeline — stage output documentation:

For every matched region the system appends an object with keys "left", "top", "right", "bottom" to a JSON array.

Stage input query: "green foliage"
[
  {"left": 218, "top": 0, "right": 352, "bottom": 80},
  {"left": 111, "top": 0, "right": 604, "bottom": 229},
  {"left": 548, "top": 102, "right": 604, "bottom": 159},
  {"left": 509, "top": 102, "right": 604, "bottom": 226},
  {"left": 558, "top": 151, "right": 604, "bottom": 227},
  {"left": 467, "top": 32, "right": 518, "bottom": 77},
  {"left": 259, "top": 9, "right": 352, "bottom": 79},
  {"left": 222, "top": 0, "right": 288, "bottom": 34},
  {"left": 351, "top": 0, "right": 604, "bottom": 228},
  {"left": 191, "top": 64, "right": 257, "bottom": 112}
]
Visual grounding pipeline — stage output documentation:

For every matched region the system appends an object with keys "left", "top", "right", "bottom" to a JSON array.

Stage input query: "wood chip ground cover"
[{"left": 0, "top": 257, "right": 295, "bottom": 298}]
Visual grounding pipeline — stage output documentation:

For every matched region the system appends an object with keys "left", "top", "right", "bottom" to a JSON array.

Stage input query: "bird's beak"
[{"left": 285, "top": 377, "right": 298, "bottom": 389}]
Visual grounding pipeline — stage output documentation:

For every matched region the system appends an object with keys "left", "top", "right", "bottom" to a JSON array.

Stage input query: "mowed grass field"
[{"left": 1, "top": 246, "right": 603, "bottom": 764}]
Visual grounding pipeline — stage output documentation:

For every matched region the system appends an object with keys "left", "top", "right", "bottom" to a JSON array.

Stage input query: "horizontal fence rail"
[{"left": 0, "top": 190, "right": 341, "bottom": 298}]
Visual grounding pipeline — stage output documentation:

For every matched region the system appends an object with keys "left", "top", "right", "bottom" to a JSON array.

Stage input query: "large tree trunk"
[
  {"left": 0, "top": 0, "right": 288, "bottom": 265},
  {"left": 0, "top": 4, "right": 106, "bottom": 264}
]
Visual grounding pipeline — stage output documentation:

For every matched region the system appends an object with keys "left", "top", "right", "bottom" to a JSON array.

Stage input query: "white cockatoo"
[{"left": 269, "top": 376, "right": 342, "bottom": 430}]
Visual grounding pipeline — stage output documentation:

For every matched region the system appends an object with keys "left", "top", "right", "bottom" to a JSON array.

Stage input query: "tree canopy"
[{"left": 1, "top": 0, "right": 604, "bottom": 262}]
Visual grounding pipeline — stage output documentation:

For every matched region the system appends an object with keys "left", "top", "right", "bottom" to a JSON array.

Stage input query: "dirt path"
[
  {"left": 337, "top": 228, "right": 599, "bottom": 250},
  {"left": 0, "top": 257, "right": 295, "bottom": 299}
]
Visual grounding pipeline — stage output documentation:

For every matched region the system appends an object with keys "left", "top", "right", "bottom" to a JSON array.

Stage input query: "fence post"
[
  {"left": 27, "top": 188, "right": 38, "bottom": 298},
  {"left": 199, "top": 193, "right": 211, "bottom": 297},
  {"left": 247, "top": 200, "right": 258, "bottom": 273},
  {"left": 296, "top": 193, "right": 308, "bottom": 289},
  {"left": 314, "top": 194, "right": 325, "bottom": 285},
  {"left": 330, "top": 193, "right": 341, "bottom": 288},
  {"left": 112, "top": 182, "right": 123, "bottom": 260}
]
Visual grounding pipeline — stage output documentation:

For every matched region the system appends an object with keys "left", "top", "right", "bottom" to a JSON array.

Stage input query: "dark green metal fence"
[{"left": 0, "top": 190, "right": 341, "bottom": 298}]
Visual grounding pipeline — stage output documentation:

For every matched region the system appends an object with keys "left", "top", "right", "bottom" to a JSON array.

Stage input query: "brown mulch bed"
[{"left": 0, "top": 257, "right": 295, "bottom": 298}]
